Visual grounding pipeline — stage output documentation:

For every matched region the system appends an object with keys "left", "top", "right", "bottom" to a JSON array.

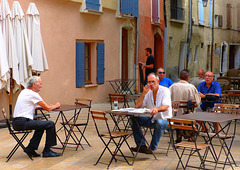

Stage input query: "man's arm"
[
  {"left": 150, "top": 105, "right": 169, "bottom": 115},
  {"left": 37, "top": 101, "right": 60, "bottom": 112}
]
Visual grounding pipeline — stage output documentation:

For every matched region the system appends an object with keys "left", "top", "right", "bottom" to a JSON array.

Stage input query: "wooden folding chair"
[
  {"left": 90, "top": 110, "right": 133, "bottom": 169},
  {"left": 60, "top": 98, "right": 92, "bottom": 152},
  {"left": 108, "top": 93, "right": 129, "bottom": 109},
  {"left": 199, "top": 103, "right": 239, "bottom": 169},
  {"left": 168, "top": 118, "right": 210, "bottom": 169},
  {"left": 2, "top": 108, "right": 33, "bottom": 162}
]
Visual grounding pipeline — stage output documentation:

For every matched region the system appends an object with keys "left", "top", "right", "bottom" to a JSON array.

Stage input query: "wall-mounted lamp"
[{"left": 202, "top": 0, "right": 208, "bottom": 7}]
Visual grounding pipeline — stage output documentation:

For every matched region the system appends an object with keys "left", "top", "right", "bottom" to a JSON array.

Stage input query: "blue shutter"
[
  {"left": 199, "top": 0, "right": 204, "bottom": 24},
  {"left": 97, "top": 43, "right": 105, "bottom": 84},
  {"left": 86, "top": 0, "right": 100, "bottom": 11},
  {"left": 132, "top": 0, "right": 139, "bottom": 17},
  {"left": 120, "top": 0, "right": 138, "bottom": 17},
  {"left": 76, "top": 42, "right": 85, "bottom": 87},
  {"left": 120, "top": 0, "right": 129, "bottom": 15},
  {"left": 209, "top": 0, "right": 212, "bottom": 27}
]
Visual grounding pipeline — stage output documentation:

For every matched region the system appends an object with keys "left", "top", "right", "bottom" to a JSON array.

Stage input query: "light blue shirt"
[{"left": 159, "top": 78, "right": 173, "bottom": 88}]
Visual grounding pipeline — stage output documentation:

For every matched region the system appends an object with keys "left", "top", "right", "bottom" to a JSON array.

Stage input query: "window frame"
[
  {"left": 84, "top": 43, "right": 92, "bottom": 84},
  {"left": 151, "top": 0, "right": 161, "bottom": 24},
  {"left": 170, "top": 0, "right": 184, "bottom": 21}
]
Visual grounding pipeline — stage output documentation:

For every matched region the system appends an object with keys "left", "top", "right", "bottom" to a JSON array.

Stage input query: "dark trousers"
[{"left": 13, "top": 117, "right": 57, "bottom": 150}]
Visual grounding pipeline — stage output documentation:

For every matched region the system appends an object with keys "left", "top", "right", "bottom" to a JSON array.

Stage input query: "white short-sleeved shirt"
[
  {"left": 142, "top": 85, "right": 172, "bottom": 120},
  {"left": 13, "top": 89, "right": 43, "bottom": 120}
]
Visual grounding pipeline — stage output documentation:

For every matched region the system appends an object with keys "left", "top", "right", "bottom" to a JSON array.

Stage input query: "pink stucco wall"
[{"left": 0, "top": 0, "right": 124, "bottom": 114}]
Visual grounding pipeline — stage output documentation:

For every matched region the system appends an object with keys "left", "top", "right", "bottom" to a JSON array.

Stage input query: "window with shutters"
[
  {"left": 171, "top": 0, "right": 184, "bottom": 21},
  {"left": 152, "top": 0, "right": 160, "bottom": 24},
  {"left": 226, "top": 4, "right": 232, "bottom": 29},
  {"left": 118, "top": 0, "right": 139, "bottom": 17},
  {"left": 215, "top": 15, "right": 223, "bottom": 27},
  {"left": 76, "top": 42, "right": 105, "bottom": 87},
  {"left": 237, "top": 4, "right": 240, "bottom": 30},
  {"left": 80, "top": 0, "right": 103, "bottom": 15}
]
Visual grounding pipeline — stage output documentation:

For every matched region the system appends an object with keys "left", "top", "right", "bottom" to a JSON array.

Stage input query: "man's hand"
[
  {"left": 143, "top": 84, "right": 150, "bottom": 95},
  {"left": 55, "top": 102, "right": 60, "bottom": 109},
  {"left": 199, "top": 92, "right": 205, "bottom": 98},
  {"left": 150, "top": 108, "right": 158, "bottom": 115}
]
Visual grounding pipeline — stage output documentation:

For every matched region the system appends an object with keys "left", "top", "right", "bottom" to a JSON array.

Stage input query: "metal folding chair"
[
  {"left": 91, "top": 110, "right": 133, "bottom": 169},
  {"left": 60, "top": 98, "right": 92, "bottom": 153},
  {"left": 199, "top": 103, "right": 239, "bottom": 169},
  {"left": 168, "top": 118, "right": 210, "bottom": 169},
  {"left": 2, "top": 108, "right": 33, "bottom": 162}
]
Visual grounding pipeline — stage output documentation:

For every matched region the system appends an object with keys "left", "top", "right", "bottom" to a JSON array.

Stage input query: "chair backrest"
[
  {"left": 109, "top": 94, "right": 128, "bottom": 109},
  {"left": 168, "top": 118, "right": 198, "bottom": 143},
  {"left": 213, "top": 103, "right": 239, "bottom": 115},
  {"left": 171, "top": 100, "right": 197, "bottom": 116},
  {"left": 75, "top": 98, "right": 92, "bottom": 107},
  {"left": 90, "top": 111, "right": 112, "bottom": 137}
]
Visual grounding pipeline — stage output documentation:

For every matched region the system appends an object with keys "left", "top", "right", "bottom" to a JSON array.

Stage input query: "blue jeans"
[{"left": 131, "top": 116, "right": 169, "bottom": 150}]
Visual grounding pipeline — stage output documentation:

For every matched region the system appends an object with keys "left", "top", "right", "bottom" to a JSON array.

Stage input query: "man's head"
[
  {"left": 145, "top": 48, "right": 152, "bottom": 57},
  {"left": 204, "top": 71, "right": 214, "bottom": 85},
  {"left": 27, "top": 76, "right": 43, "bottom": 92},
  {"left": 157, "top": 67, "right": 165, "bottom": 81},
  {"left": 198, "top": 69, "right": 205, "bottom": 79},
  {"left": 179, "top": 69, "right": 190, "bottom": 81},
  {"left": 147, "top": 73, "right": 159, "bottom": 91}
]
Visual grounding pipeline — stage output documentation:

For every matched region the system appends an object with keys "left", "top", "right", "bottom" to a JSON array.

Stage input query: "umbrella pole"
[{"left": 9, "top": 69, "right": 13, "bottom": 120}]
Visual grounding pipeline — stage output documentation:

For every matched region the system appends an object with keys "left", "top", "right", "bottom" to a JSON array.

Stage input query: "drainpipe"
[
  {"left": 163, "top": 0, "right": 167, "bottom": 71},
  {"left": 186, "top": 0, "right": 192, "bottom": 70},
  {"left": 210, "top": 0, "right": 215, "bottom": 71},
  {"left": 134, "top": 17, "right": 139, "bottom": 93}
]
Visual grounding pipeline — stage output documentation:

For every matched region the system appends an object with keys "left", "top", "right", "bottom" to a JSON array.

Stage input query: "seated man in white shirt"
[
  {"left": 13, "top": 76, "right": 61, "bottom": 158},
  {"left": 131, "top": 73, "right": 172, "bottom": 154}
]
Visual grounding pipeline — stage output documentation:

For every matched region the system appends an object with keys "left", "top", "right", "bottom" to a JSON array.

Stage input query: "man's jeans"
[{"left": 131, "top": 116, "right": 169, "bottom": 150}]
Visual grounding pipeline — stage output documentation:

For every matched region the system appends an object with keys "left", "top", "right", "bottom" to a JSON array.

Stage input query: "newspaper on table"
[{"left": 113, "top": 108, "right": 151, "bottom": 114}]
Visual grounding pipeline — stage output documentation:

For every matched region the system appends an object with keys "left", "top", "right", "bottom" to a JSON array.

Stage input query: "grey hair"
[
  {"left": 27, "top": 76, "right": 40, "bottom": 88},
  {"left": 148, "top": 73, "right": 159, "bottom": 81}
]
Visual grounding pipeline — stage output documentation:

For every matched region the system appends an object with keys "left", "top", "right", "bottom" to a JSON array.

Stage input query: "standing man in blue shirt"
[
  {"left": 197, "top": 71, "right": 221, "bottom": 111},
  {"left": 139, "top": 48, "right": 155, "bottom": 85},
  {"left": 157, "top": 67, "right": 173, "bottom": 88}
]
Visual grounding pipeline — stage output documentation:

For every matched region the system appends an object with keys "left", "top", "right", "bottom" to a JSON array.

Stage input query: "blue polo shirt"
[
  {"left": 159, "top": 78, "right": 173, "bottom": 88},
  {"left": 197, "top": 80, "right": 221, "bottom": 111}
]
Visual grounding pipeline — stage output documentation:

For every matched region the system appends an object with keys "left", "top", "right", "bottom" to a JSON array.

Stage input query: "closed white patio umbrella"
[
  {"left": 0, "top": 0, "right": 19, "bottom": 92},
  {"left": 26, "top": 3, "right": 48, "bottom": 74},
  {"left": 11, "top": 1, "right": 33, "bottom": 88},
  {"left": 0, "top": 26, "right": 9, "bottom": 90}
]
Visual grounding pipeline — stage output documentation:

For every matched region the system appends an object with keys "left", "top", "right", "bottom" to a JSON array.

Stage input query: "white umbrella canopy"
[
  {"left": 26, "top": 3, "right": 48, "bottom": 74},
  {"left": 0, "top": 26, "right": 9, "bottom": 90},
  {"left": 11, "top": 1, "right": 33, "bottom": 88},
  {"left": 0, "top": 0, "right": 19, "bottom": 92}
]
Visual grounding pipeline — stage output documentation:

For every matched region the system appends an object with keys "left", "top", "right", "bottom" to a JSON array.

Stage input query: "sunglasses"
[{"left": 158, "top": 72, "right": 165, "bottom": 74}]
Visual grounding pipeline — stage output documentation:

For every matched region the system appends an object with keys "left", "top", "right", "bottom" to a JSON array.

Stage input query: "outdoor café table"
[
  {"left": 38, "top": 104, "right": 91, "bottom": 152},
  {"left": 107, "top": 79, "right": 136, "bottom": 95},
  {"left": 173, "top": 112, "right": 240, "bottom": 169},
  {"left": 105, "top": 108, "right": 157, "bottom": 165}
]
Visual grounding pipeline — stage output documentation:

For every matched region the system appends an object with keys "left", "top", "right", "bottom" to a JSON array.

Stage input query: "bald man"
[
  {"left": 197, "top": 71, "right": 221, "bottom": 111},
  {"left": 189, "top": 69, "right": 205, "bottom": 88}
]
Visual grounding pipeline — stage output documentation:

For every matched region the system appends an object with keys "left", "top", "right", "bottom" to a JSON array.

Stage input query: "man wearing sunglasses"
[{"left": 157, "top": 67, "right": 173, "bottom": 88}]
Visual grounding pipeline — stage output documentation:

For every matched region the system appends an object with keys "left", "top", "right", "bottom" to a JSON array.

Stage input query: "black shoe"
[
  {"left": 24, "top": 148, "right": 41, "bottom": 157},
  {"left": 42, "top": 150, "right": 61, "bottom": 157},
  {"left": 130, "top": 145, "right": 147, "bottom": 153}
]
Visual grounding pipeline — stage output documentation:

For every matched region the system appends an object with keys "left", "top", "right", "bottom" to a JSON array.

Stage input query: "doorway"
[{"left": 154, "top": 33, "right": 163, "bottom": 70}]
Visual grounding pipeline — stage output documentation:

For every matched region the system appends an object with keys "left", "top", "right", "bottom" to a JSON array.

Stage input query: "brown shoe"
[
  {"left": 130, "top": 145, "right": 147, "bottom": 153},
  {"left": 142, "top": 147, "right": 154, "bottom": 154}
]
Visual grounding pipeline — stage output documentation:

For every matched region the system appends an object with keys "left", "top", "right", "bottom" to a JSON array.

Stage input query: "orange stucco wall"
[{"left": 0, "top": 0, "right": 124, "bottom": 114}]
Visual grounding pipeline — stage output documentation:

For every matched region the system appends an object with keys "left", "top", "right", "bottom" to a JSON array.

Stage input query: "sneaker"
[
  {"left": 24, "top": 148, "right": 41, "bottom": 157},
  {"left": 42, "top": 150, "right": 61, "bottom": 157}
]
